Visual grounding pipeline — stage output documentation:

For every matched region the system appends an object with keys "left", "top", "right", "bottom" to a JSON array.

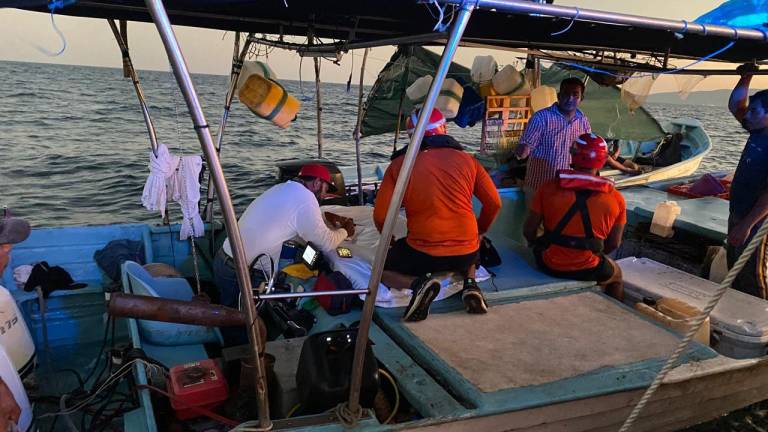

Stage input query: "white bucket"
[
  {"left": 437, "top": 78, "right": 464, "bottom": 119},
  {"left": 406, "top": 75, "right": 434, "bottom": 104},
  {"left": 471, "top": 55, "right": 498, "bottom": 84},
  {"left": 406, "top": 76, "right": 464, "bottom": 119},
  {"left": 235, "top": 61, "right": 277, "bottom": 92},
  {"left": 492, "top": 64, "right": 530, "bottom": 95}
]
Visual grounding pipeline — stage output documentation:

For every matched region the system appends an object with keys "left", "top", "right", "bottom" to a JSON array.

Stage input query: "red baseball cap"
[{"left": 298, "top": 164, "right": 337, "bottom": 192}]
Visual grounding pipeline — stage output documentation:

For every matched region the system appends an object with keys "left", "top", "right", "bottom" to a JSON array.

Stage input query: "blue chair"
[{"left": 121, "top": 261, "right": 221, "bottom": 347}]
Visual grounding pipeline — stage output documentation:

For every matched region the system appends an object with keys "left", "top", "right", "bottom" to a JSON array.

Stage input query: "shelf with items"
[{"left": 480, "top": 95, "right": 532, "bottom": 164}]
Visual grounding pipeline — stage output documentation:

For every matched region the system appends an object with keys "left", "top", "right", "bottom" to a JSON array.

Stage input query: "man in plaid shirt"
[{"left": 515, "top": 78, "right": 591, "bottom": 207}]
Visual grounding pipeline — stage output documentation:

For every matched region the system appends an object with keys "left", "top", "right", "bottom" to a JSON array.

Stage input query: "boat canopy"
[
  {"left": 9, "top": 0, "right": 768, "bottom": 63},
  {"left": 360, "top": 46, "right": 664, "bottom": 141}
]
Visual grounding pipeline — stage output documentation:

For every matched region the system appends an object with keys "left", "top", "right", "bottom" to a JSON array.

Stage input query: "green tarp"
[
  {"left": 360, "top": 47, "right": 665, "bottom": 141},
  {"left": 541, "top": 67, "right": 665, "bottom": 141},
  {"left": 360, "top": 46, "right": 470, "bottom": 138}
]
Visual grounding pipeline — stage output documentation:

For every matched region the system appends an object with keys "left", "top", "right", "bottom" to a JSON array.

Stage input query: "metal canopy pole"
[
  {"left": 203, "top": 32, "right": 255, "bottom": 223},
  {"left": 308, "top": 27, "right": 324, "bottom": 158},
  {"left": 142, "top": 1, "right": 271, "bottom": 429},
  {"left": 353, "top": 48, "right": 370, "bottom": 206},
  {"left": 107, "top": 19, "right": 159, "bottom": 157},
  {"left": 439, "top": 0, "right": 768, "bottom": 42},
  {"left": 344, "top": 1, "right": 475, "bottom": 419}
]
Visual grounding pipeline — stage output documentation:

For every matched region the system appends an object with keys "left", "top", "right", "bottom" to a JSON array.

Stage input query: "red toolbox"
[{"left": 168, "top": 359, "right": 229, "bottom": 420}]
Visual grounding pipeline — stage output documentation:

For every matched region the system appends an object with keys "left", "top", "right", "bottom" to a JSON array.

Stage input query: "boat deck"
[{"left": 375, "top": 288, "right": 716, "bottom": 419}]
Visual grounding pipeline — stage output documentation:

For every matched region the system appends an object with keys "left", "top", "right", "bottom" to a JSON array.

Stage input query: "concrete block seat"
[{"left": 121, "top": 261, "right": 222, "bottom": 368}]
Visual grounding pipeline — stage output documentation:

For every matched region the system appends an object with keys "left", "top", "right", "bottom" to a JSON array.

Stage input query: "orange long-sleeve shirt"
[{"left": 374, "top": 146, "right": 501, "bottom": 257}]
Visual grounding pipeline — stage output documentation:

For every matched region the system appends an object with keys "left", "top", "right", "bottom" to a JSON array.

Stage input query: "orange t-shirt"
[
  {"left": 374, "top": 147, "right": 501, "bottom": 257},
  {"left": 532, "top": 179, "right": 626, "bottom": 271}
]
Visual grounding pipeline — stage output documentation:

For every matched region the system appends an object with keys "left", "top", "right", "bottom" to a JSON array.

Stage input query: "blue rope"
[
  {"left": 35, "top": 0, "right": 70, "bottom": 57},
  {"left": 551, "top": 7, "right": 580, "bottom": 36},
  {"left": 562, "top": 40, "right": 736, "bottom": 80}
]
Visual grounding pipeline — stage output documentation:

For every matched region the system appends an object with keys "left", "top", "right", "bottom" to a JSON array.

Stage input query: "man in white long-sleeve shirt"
[{"left": 214, "top": 164, "right": 354, "bottom": 314}]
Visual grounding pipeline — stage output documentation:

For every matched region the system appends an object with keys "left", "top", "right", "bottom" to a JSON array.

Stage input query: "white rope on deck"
[{"left": 619, "top": 218, "right": 768, "bottom": 431}]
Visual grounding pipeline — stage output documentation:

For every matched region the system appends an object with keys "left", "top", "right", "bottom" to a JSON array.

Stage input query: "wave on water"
[{"left": 0, "top": 60, "right": 748, "bottom": 227}]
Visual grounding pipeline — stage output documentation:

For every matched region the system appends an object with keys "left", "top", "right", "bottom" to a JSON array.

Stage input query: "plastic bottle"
[{"left": 650, "top": 200, "right": 681, "bottom": 238}]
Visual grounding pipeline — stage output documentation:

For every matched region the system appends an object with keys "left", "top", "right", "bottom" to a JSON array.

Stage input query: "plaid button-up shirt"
[{"left": 520, "top": 103, "right": 591, "bottom": 191}]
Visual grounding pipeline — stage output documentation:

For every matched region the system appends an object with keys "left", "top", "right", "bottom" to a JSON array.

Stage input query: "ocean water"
[{"left": 0, "top": 60, "right": 751, "bottom": 227}]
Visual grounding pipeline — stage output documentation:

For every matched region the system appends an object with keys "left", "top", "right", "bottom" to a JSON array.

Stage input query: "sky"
[{"left": 1, "top": 0, "right": 766, "bottom": 94}]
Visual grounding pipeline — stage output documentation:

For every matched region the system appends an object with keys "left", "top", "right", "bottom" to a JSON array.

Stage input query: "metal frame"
[
  {"left": 107, "top": 19, "right": 159, "bottom": 157},
  {"left": 142, "top": 0, "right": 272, "bottom": 429},
  {"left": 440, "top": 0, "right": 768, "bottom": 42},
  {"left": 353, "top": 48, "right": 370, "bottom": 205},
  {"left": 345, "top": 0, "right": 476, "bottom": 419}
]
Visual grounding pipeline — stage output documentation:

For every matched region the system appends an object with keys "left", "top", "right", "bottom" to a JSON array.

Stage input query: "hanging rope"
[
  {"left": 354, "top": 48, "right": 370, "bottom": 205},
  {"left": 167, "top": 67, "right": 203, "bottom": 295},
  {"left": 551, "top": 7, "right": 580, "bottom": 36},
  {"left": 35, "top": 0, "right": 71, "bottom": 56},
  {"left": 618, "top": 218, "right": 768, "bottom": 432}
]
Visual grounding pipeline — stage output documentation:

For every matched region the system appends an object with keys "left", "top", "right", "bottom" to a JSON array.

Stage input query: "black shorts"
[
  {"left": 384, "top": 238, "right": 478, "bottom": 277},
  {"left": 534, "top": 248, "right": 615, "bottom": 283}
]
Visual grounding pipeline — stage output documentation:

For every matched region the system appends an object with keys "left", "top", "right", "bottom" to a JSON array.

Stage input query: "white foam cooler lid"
[{"left": 618, "top": 257, "right": 768, "bottom": 341}]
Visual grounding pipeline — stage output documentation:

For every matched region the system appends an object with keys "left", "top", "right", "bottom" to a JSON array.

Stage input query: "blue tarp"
[{"left": 696, "top": 0, "right": 768, "bottom": 29}]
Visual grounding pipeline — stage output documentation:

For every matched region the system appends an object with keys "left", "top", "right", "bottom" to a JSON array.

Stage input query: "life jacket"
[{"left": 537, "top": 170, "right": 616, "bottom": 253}]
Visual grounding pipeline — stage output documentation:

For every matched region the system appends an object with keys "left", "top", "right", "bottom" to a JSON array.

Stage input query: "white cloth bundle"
[
  {"left": 141, "top": 144, "right": 179, "bottom": 217},
  {"left": 171, "top": 156, "right": 204, "bottom": 240},
  {"left": 142, "top": 144, "right": 204, "bottom": 240}
]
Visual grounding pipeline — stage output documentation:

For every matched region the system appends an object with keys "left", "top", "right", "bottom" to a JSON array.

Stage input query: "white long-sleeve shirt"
[{"left": 222, "top": 180, "right": 348, "bottom": 270}]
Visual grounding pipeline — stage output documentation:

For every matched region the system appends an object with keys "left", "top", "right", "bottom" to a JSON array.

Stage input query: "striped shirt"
[{"left": 519, "top": 103, "right": 591, "bottom": 191}]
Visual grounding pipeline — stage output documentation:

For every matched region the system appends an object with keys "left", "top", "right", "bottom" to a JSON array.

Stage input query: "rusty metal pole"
[{"left": 107, "top": 19, "right": 159, "bottom": 158}]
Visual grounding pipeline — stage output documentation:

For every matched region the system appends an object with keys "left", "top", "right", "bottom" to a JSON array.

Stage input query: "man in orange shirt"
[
  {"left": 374, "top": 108, "right": 502, "bottom": 321},
  {"left": 523, "top": 133, "right": 625, "bottom": 300}
]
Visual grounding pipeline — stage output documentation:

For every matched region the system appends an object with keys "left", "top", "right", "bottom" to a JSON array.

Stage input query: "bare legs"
[{"left": 601, "top": 257, "right": 624, "bottom": 301}]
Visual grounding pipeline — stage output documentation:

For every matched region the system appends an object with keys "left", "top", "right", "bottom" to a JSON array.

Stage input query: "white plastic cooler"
[{"left": 618, "top": 257, "right": 768, "bottom": 359}]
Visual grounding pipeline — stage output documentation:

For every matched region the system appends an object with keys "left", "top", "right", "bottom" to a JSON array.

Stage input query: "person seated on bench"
[
  {"left": 374, "top": 108, "right": 501, "bottom": 321},
  {"left": 523, "top": 133, "right": 625, "bottom": 301},
  {"left": 604, "top": 140, "right": 641, "bottom": 175}
]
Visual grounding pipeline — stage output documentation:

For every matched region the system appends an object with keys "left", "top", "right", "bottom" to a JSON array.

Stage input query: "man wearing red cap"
[
  {"left": 523, "top": 133, "right": 626, "bottom": 300},
  {"left": 214, "top": 164, "right": 354, "bottom": 322},
  {"left": 374, "top": 108, "right": 502, "bottom": 321}
]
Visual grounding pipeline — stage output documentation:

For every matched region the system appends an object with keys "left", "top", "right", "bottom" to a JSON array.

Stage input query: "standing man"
[
  {"left": 523, "top": 134, "right": 625, "bottom": 301},
  {"left": 516, "top": 78, "right": 592, "bottom": 207},
  {"left": 726, "top": 63, "right": 768, "bottom": 298},
  {"left": 374, "top": 108, "right": 502, "bottom": 321}
]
